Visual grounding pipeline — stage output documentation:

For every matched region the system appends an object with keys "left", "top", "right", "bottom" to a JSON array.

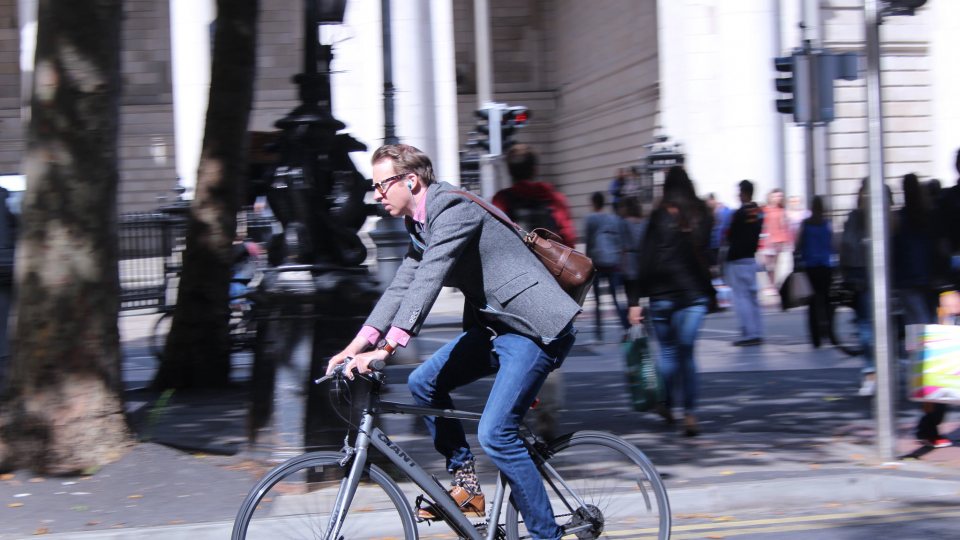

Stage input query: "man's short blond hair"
[{"left": 372, "top": 144, "right": 436, "bottom": 185}]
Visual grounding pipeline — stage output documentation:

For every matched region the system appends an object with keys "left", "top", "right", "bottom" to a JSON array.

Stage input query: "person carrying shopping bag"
[{"left": 627, "top": 166, "right": 714, "bottom": 437}]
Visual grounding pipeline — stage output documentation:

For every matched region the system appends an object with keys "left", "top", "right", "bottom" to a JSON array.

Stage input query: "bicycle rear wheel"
[
  {"left": 505, "top": 431, "right": 670, "bottom": 540},
  {"left": 829, "top": 303, "right": 864, "bottom": 357},
  {"left": 232, "top": 451, "right": 418, "bottom": 540}
]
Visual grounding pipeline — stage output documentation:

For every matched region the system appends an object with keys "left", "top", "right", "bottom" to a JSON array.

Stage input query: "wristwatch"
[{"left": 379, "top": 341, "right": 398, "bottom": 357}]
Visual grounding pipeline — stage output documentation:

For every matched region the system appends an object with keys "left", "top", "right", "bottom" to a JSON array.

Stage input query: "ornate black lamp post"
[{"left": 249, "top": 0, "right": 382, "bottom": 459}]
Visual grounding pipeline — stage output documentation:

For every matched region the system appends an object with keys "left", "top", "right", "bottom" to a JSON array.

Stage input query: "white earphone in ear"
[{"left": 406, "top": 180, "right": 415, "bottom": 190}]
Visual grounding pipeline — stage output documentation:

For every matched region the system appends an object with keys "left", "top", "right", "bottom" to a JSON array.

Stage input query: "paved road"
[{"left": 1, "top": 291, "right": 958, "bottom": 539}]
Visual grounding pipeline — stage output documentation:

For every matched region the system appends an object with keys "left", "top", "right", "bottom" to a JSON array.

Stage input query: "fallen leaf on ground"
[
  {"left": 28, "top": 478, "right": 45, "bottom": 483},
  {"left": 719, "top": 470, "right": 735, "bottom": 476},
  {"left": 7, "top": 502, "right": 23, "bottom": 508},
  {"left": 33, "top": 526, "right": 49, "bottom": 535},
  {"left": 0, "top": 474, "right": 14, "bottom": 481},
  {"left": 713, "top": 516, "right": 737, "bottom": 522},
  {"left": 127, "top": 494, "right": 143, "bottom": 500},
  {"left": 85, "top": 521, "right": 100, "bottom": 526}
]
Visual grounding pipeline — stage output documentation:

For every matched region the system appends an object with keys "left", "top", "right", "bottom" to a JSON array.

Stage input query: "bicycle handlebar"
[{"left": 314, "top": 357, "right": 386, "bottom": 384}]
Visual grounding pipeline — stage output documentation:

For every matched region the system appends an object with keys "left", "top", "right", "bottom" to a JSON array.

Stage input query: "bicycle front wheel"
[
  {"left": 505, "top": 431, "right": 671, "bottom": 540},
  {"left": 232, "top": 451, "right": 418, "bottom": 540}
]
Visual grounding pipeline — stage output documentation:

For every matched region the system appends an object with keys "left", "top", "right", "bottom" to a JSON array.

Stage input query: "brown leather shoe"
[{"left": 417, "top": 486, "right": 486, "bottom": 520}]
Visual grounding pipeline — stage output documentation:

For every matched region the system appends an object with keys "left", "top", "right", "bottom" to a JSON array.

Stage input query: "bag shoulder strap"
[{"left": 452, "top": 189, "right": 524, "bottom": 234}]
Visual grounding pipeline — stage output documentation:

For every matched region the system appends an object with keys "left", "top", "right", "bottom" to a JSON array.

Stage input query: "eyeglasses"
[{"left": 373, "top": 173, "right": 406, "bottom": 196}]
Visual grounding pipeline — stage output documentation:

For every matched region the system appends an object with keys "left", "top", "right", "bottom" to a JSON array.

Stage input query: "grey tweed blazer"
[{"left": 364, "top": 181, "right": 581, "bottom": 343}]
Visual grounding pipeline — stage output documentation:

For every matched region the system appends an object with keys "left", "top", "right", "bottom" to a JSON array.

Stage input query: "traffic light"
[
  {"left": 500, "top": 106, "right": 531, "bottom": 151},
  {"left": 773, "top": 52, "right": 810, "bottom": 124},
  {"left": 474, "top": 104, "right": 503, "bottom": 156}
]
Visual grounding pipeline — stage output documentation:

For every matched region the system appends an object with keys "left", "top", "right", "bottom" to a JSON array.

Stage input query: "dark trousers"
[
  {"left": 804, "top": 266, "right": 832, "bottom": 347},
  {"left": 592, "top": 268, "right": 629, "bottom": 338},
  {"left": 916, "top": 403, "right": 948, "bottom": 441}
]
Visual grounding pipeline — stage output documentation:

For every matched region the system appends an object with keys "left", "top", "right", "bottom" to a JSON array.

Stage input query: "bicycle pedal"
[{"left": 415, "top": 494, "right": 443, "bottom": 523}]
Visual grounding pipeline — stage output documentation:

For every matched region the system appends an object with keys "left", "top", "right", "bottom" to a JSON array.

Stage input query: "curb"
[{"left": 667, "top": 471, "right": 960, "bottom": 514}]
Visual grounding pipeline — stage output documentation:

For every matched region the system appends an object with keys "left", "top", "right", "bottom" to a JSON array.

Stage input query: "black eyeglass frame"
[{"left": 373, "top": 173, "right": 407, "bottom": 196}]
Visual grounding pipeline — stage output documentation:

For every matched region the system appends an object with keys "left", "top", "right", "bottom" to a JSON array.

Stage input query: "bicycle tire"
[
  {"left": 232, "top": 451, "right": 418, "bottom": 540},
  {"left": 150, "top": 311, "right": 173, "bottom": 360},
  {"left": 828, "top": 303, "right": 864, "bottom": 357},
  {"left": 504, "top": 431, "right": 671, "bottom": 540}
]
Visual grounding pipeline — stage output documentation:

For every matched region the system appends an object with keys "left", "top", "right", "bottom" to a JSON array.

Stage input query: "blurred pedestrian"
[
  {"left": 725, "top": 180, "right": 764, "bottom": 346},
  {"left": 0, "top": 187, "right": 15, "bottom": 386},
  {"left": 492, "top": 143, "right": 573, "bottom": 439},
  {"left": 627, "top": 165, "right": 714, "bottom": 436},
  {"left": 585, "top": 191, "right": 630, "bottom": 341},
  {"left": 492, "top": 144, "right": 576, "bottom": 247},
  {"left": 706, "top": 193, "right": 733, "bottom": 268},
  {"left": 916, "top": 149, "right": 960, "bottom": 447},
  {"left": 786, "top": 194, "right": 809, "bottom": 245},
  {"left": 893, "top": 173, "right": 936, "bottom": 329},
  {"left": 609, "top": 168, "right": 628, "bottom": 208},
  {"left": 327, "top": 144, "right": 579, "bottom": 537},
  {"left": 759, "top": 188, "right": 789, "bottom": 294},
  {"left": 840, "top": 179, "right": 894, "bottom": 396},
  {"left": 795, "top": 196, "right": 834, "bottom": 348},
  {"left": 621, "top": 197, "right": 648, "bottom": 307}
]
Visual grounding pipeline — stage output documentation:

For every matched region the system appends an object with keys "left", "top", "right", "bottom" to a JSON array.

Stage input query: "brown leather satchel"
[{"left": 454, "top": 190, "right": 596, "bottom": 305}]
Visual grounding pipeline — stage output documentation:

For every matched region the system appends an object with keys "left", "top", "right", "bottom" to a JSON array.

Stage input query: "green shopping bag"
[{"left": 623, "top": 325, "right": 661, "bottom": 412}]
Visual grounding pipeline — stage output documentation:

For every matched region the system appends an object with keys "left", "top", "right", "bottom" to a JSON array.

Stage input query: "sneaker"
[
  {"left": 858, "top": 375, "right": 876, "bottom": 397},
  {"left": 919, "top": 438, "right": 953, "bottom": 449}
]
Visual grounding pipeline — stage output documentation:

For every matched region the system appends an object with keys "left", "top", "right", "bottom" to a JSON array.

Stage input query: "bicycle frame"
[{"left": 325, "top": 380, "right": 508, "bottom": 540}]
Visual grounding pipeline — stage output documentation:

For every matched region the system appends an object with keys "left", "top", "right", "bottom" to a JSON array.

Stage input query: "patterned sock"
[{"left": 452, "top": 460, "right": 482, "bottom": 496}]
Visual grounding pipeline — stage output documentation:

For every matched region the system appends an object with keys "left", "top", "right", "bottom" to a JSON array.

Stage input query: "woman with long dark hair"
[{"left": 627, "top": 166, "right": 714, "bottom": 436}]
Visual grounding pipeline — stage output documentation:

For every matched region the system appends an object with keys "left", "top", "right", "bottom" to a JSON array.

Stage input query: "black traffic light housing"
[
  {"left": 500, "top": 106, "right": 531, "bottom": 152},
  {"left": 774, "top": 52, "right": 810, "bottom": 124}
]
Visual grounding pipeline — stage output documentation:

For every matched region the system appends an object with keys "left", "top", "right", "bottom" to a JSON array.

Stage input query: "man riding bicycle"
[{"left": 327, "top": 144, "right": 580, "bottom": 540}]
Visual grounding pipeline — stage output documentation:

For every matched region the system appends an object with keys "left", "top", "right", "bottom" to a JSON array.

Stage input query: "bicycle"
[
  {"left": 231, "top": 361, "right": 671, "bottom": 539},
  {"left": 150, "top": 277, "right": 259, "bottom": 359}
]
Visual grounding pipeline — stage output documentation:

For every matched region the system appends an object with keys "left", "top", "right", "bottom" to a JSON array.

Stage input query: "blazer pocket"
[{"left": 493, "top": 272, "right": 538, "bottom": 306}]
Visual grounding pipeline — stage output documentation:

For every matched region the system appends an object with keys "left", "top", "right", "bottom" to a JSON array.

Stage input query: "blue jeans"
[
  {"left": 649, "top": 297, "right": 708, "bottom": 413},
  {"left": 408, "top": 325, "right": 576, "bottom": 540},
  {"left": 725, "top": 258, "right": 763, "bottom": 340}
]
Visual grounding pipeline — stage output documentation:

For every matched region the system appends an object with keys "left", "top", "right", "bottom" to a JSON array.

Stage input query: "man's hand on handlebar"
[
  {"left": 342, "top": 349, "right": 389, "bottom": 380},
  {"left": 326, "top": 335, "right": 373, "bottom": 376}
]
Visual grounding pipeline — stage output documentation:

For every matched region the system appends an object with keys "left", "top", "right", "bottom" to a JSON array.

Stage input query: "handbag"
[
  {"left": 779, "top": 270, "right": 813, "bottom": 310},
  {"left": 454, "top": 190, "right": 596, "bottom": 305},
  {"left": 623, "top": 325, "right": 661, "bottom": 412}
]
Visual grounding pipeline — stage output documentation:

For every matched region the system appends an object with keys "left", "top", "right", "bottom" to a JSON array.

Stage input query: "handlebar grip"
[{"left": 368, "top": 358, "right": 386, "bottom": 371}]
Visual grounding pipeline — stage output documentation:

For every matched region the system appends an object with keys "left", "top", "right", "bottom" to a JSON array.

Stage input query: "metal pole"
[
  {"left": 804, "top": 0, "right": 831, "bottom": 200},
  {"left": 474, "top": 0, "right": 497, "bottom": 198},
  {"left": 381, "top": 0, "right": 398, "bottom": 144},
  {"left": 801, "top": 0, "right": 818, "bottom": 201},
  {"left": 864, "top": 0, "right": 897, "bottom": 461}
]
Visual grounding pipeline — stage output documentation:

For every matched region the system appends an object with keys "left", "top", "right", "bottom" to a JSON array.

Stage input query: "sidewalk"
[{"left": 1, "top": 290, "right": 959, "bottom": 538}]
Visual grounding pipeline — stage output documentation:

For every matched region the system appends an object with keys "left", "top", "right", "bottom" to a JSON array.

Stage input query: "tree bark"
[
  {"left": 0, "top": 0, "right": 129, "bottom": 475},
  {"left": 152, "top": 0, "right": 259, "bottom": 389}
]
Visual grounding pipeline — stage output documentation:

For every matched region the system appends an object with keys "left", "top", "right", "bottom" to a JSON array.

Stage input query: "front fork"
[{"left": 325, "top": 413, "right": 375, "bottom": 540}]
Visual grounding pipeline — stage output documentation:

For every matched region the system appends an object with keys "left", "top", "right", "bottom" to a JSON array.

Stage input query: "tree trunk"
[
  {"left": 152, "top": 0, "right": 259, "bottom": 389},
  {"left": 0, "top": 0, "right": 129, "bottom": 475}
]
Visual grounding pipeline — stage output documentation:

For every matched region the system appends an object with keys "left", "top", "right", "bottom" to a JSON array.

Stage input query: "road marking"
[{"left": 578, "top": 505, "right": 960, "bottom": 539}]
